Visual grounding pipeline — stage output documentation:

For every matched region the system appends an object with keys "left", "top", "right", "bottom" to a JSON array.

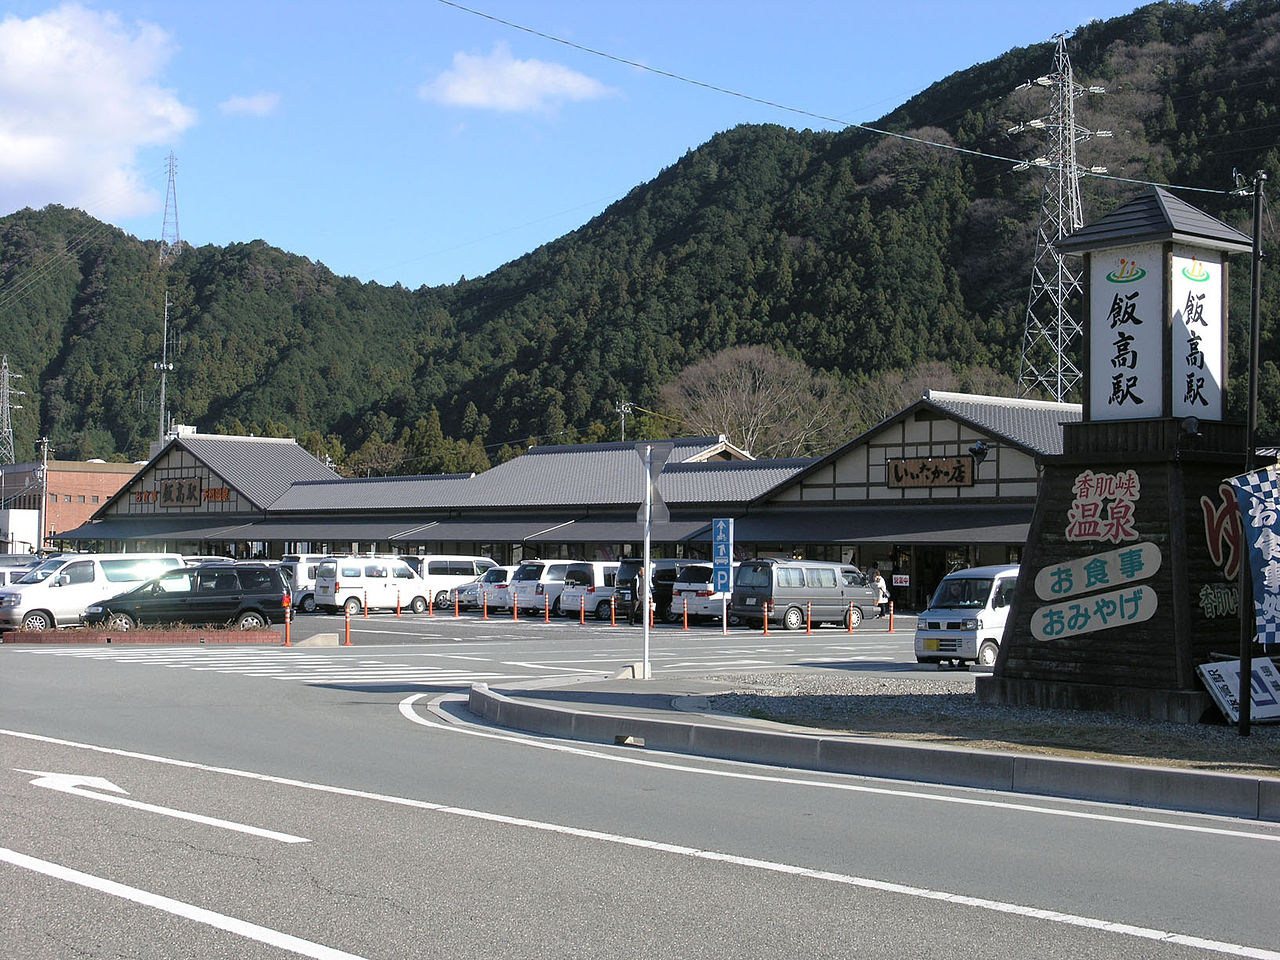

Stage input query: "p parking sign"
[{"left": 713, "top": 518, "right": 733, "bottom": 593}]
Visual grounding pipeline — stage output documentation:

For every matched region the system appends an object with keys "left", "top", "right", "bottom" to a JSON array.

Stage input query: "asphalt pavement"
[{"left": 463, "top": 673, "right": 1280, "bottom": 823}]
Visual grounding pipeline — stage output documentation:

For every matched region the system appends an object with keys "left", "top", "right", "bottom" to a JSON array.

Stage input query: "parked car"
[
  {"left": 671, "top": 561, "right": 739, "bottom": 622},
  {"left": 0, "top": 555, "right": 39, "bottom": 587},
  {"left": 614, "top": 558, "right": 688, "bottom": 623},
  {"left": 558, "top": 561, "right": 621, "bottom": 620},
  {"left": 915, "top": 564, "right": 1019, "bottom": 669},
  {"left": 314, "top": 555, "right": 430, "bottom": 615},
  {"left": 730, "top": 558, "right": 878, "bottom": 630},
  {"left": 400, "top": 555, "right": 497, "bottom": 608},
  {"left": 279, "top": 553, "right": 332, "bottom": 613},
  {"left": 82, "top": 562, "right": 290, "bottom": 631},
  {"left": 509, "top": 560, "right": 573, "bottom": 616},
  {"left": 451, "top": 564, "right": 517, "bottom": 611},
  {"left": 0, "top": 553, "right": 185, "bottom": 631}
]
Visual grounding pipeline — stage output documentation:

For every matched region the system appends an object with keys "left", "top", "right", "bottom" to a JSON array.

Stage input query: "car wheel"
[
  {"left": 661, "top": 605, "right": 681, "bottom": 624},
  {"left": 106, "top": 612, "right": 135, "bottom": 632},
  {"left": 977, "top": 641, "right": 999, "bottom": 668},
  {"left": 595, "top": 603, "right": 612, "bottom": 621},
  {"left": 20, "top": 610, "right": 53, "bottom": 631},
  {"left": 433, "top": 591, "right": 450, "bottom": 609},
  {"left": 236, "top": 611, "right": 267, "bottom": 630},
  {"left": 300, "top": 594, "right": 317, "bottom": 614},
  {"left": 845, "top": 606, "right": 863, "bottom": 630},
  {"left": 551, "top": 598, "right": 563, "bottom": 617},
  {"left": 411, "top": 596, "right": 428, "bottom": 614},
  {"left": 343, "top": 596, "right": 363, "bottom": 616},
  {"left": 782, "top": 606, "right": 805, "bottom": 631}
]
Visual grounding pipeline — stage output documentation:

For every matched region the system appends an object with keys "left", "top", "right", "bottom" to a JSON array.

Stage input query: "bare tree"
[{"left": 658, "top": 346, "right": 854, "bottom": 458}]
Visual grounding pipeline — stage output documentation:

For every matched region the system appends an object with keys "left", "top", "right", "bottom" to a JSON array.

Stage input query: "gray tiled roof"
[
  {"left": 267, "top": 438, "right": 807, "bottom": 514},
  {"left": 922, "top": 391, "right": 1081, "bottom": 455},
  {"left": 177, "top": 435, "right": 340, "bottom": 508},
  {"left": 1057, "top": 187, "right": 1252, "bottom": 254}
]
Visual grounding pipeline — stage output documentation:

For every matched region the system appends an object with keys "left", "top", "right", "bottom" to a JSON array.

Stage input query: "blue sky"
[{"left": 0, "top": 0, "right": 1146, "bottom": 289}]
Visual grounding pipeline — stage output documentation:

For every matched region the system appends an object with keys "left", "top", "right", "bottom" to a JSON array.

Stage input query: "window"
[
  {"left": 157, "top": 571, "right": 195, "bottom": 594},
  {"left": 238, "top": 569, "right": 276, "bottom": 592},
  {"left": 91, "top": 495, "right": 99, "bottom": 504},
  {"left": 777, "top": 567, "right": 805, "bottom": 588},
  {"left": 736, "top": 564, "right": 771, "bottom": 588},
  {"left": 77, "top": 495, "right": 86, "bottom": 503},
  {"left": 64, "top": 495, "right": 72, "bottom": 502},
  {"left": 62, "top": 561, "right": 95, "bottom": 585},
  {"left": 364, "top": 564, "right": 388, "bottom": 578},
  {"left": 805, "top": 568, "right": 837, "bottom": 588},
  {"left": 391, "top": 563, "right": 416, "bottom": 579},
  {"left": 47, "top": 493, "right": 57, "bottom": 503}
]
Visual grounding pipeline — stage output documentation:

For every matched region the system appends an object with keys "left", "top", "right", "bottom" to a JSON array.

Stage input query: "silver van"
[
  {"left": 279, "top": 554, "right": 331, "bottom": 613},
  {"left": 730, "top": 558, "right": 878, "bottom": 630},
  {"left": 0, "top": 553, "right": 185, "bottom": 630}
]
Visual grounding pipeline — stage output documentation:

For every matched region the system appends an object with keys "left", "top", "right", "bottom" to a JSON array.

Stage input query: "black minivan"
[{"left": 83, "top": 562, "right": 290, "bottom": 631}]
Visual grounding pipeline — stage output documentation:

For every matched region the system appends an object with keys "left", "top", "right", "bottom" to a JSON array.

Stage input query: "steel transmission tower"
[
  {"left": 160, "top": 151, "right": 181, "bottom": 264},
  {"left": 1010, "top": 35, "right": 1111, "bottom": 401},
  {"left": 0, "top": 356, "right": 23, "bottom": 464}
]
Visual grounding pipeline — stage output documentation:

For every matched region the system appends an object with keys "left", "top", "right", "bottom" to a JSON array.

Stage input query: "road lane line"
[
  {"left": 0, "top": 847, "right": 368, "bottom": 960},
  {"left": 398, "top": 696, "right": 1280, "bottom": 844},
  {"left": 2, "top": 725, "right": 1277, "bottom": 960}
]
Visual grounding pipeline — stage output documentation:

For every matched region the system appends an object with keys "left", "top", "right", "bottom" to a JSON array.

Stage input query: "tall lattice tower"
[
  {"left": 160, "top": 151, "right": 181, "bottom": 264},
  {"left": 0, "top": 356, "right": 23, "bottom": 465},
  {"left": 1009, "top": 35, "right": 1111, "bottom": 401}
]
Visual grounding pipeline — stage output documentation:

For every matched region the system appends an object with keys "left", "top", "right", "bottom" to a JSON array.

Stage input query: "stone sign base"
[{"left": 976, "top": 675, "right": 1214, "bottom": 724}]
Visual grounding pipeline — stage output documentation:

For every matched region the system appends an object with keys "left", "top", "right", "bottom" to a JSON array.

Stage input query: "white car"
[
  {"left": 558, "top": 561, "right": 620, "bottom": 620},
  {"left": 509, "top": 560, "right": 572, "bottom": 616},
  {"left": 451, "top": 565, "right": 517, "bottom": 611},
  {"left": 670, "top": 561, "right": 737, "bottom": 621}
]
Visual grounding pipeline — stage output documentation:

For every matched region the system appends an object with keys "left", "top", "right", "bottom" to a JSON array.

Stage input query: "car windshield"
[
  {"left": 512, "top": 563, "right": 544, "bottom": 581},
  {"left": 15, "top": 558, "right": 66, "bottom": 584},
  {"left": 930, "top": 577, "right": 994, "bottom": 610}
]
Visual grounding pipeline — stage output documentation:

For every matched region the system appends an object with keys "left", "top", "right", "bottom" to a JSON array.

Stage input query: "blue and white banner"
[{"left": 1226, "top": 465, "right": 1280, "bottom": 649}]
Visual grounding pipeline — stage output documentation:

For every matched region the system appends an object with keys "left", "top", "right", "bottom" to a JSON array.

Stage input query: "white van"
[
  {"left": 671, "top": 561, "right": 739, "bottom": 621},
  {"left": 558, "top": 561, "right": 620, "bottom": 620},
  {"left": 509, "top": 559, "right": 573, "bottom": 616},
  {"left": 411, "top": 555, "right": 497, "bottom": 609},
  {"left": 914, "top": 564, "right": 1019, "bottom": 669},
  {"left": 0, "top": 553, "right": 184, "bottom": 631},
  {"left": 278, "top": 554, "right": 332, "bottom": 613},
  {"left": 313, "top": 555, "right": 430, "bottom": 615}
]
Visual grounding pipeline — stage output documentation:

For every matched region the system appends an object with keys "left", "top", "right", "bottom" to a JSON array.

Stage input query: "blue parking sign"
[{"left": 713, "top": 518, "right": 733, "bottom": 592}]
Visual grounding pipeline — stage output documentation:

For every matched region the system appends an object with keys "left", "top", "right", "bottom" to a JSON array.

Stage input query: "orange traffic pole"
[
  {"left": 544, "top": 595, "right": 551, "bottom": 622},
  {"left": 513, "top": 595, "right": 519, "bottom": 622},
  {"left": 649, "top": 598, "right": 654, "bottom": 628},
  {"left": 396, "top": 589, "right": 402, "bottom": 618},
  {"left": 610, "top": 595, "right": 617, "bottom": 626},
  {"left": 454, "top": 592, "right": 460, "bottom": 618},
  {"left": 343, "top": 608, "right": 352, "bottom": 645},
  {"left": 806, "top": 601, "right": 812, "bottom": 634},
  {"left": 579, "top": 595, "right": 586, "bottom": 625},
  {"left": 762, "top": 602, "right": 770, "bottom": 636},
  {"left": 682, "top": 597, "right": 689, "bottom": 631},
  {"left": 363, "top": 590, "right": 369, "bottom": 618},
  {"left": 482, "top": 592, "right": 489, "bottom": 620},
  {"left": 847, "top": 601, "right": 855, "bottom": 633},
  {"left": 427, "top": 592, "right": 433, "bottom": 617},
  {"left": 283, "top": 604, "right": 292, "bottom": 646},
  {"left": 888, "top": 600, "right": 895, "bottom": 633}
]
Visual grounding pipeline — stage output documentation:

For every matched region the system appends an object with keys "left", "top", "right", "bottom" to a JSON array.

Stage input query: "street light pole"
[
  {"left": 1238, "top": 169, "right": 1267, "bottom": 738},
  {"left": 36, "top": 437, "right": 49, "bottom": 555}
]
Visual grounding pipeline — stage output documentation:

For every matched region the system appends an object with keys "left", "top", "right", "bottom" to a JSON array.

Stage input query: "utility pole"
[
  {"left": 0, "top": 356, "right": 23, "bottom": 465},
  {"left": 155, "top": 294, "right": 175, "bottom": 440},
  {"left": 156, "top": 152, "right": 181, "bottom": 440},
  {"left": 1010, "top": 34, "right": 1112, "bottom": 401},
  {"left": 36, "top": 436, "right": 49, "bottom": 554},
  {"left": 616, "top": 401, "right": 633, "bottom": 442}
]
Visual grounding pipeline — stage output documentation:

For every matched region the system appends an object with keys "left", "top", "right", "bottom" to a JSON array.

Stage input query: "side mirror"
[{"left": 53, "top": 574, "right": 70, "bottom": 587}]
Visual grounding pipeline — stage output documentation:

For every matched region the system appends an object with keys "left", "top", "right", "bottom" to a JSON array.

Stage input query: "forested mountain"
[{"left": 2, "top": 0, "right": 1277, "bottom": 474}]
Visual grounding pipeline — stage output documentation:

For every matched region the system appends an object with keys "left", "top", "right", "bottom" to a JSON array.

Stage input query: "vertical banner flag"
[{"left": 1226, "top": 464, "right": 1280, "bottom": 649}]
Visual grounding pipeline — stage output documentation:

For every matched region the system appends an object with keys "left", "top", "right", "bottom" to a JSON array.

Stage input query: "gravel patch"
[{"left": 695, "top": 670, "right": 1280, "bottom": 777}]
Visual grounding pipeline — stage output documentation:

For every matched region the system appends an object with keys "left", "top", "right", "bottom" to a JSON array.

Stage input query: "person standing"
[{"left": 871, "top": 566, "right": 889, "bottom": 618}]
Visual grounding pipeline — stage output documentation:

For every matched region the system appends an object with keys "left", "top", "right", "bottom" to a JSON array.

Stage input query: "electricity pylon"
[
  {"left": 1010, "top": 34, "right": 1112, "bottom": 401},
  {"left": 0, "top": 356, "right": 23, "bottom": 465}
]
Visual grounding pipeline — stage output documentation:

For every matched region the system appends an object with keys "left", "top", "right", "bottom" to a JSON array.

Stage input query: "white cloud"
[
  {"left": 420, "top": 42, "right": 614, "bottom": 113},
  {"left": 0, "top": 4, "right": 195, "bottom": 219},
  {"left": 219, "top": 92, "right": 281, "bottom": 117}
]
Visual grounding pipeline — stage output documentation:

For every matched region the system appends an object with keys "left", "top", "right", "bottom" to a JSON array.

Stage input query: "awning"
[
  {"left": 390, "top": 518, "right": 580, "bottom": 543},
  {"left": 227, "top": 519, "right": 421, "bottom": 542},
  {"left": 56, "top": 517, "right": 257, "bottom": 542},
  {"left": 695, "top": 505, "right": 1034, "bottom": 544},
  {"left": 535, "top": 518, "right": 712, "bottom": 543}
]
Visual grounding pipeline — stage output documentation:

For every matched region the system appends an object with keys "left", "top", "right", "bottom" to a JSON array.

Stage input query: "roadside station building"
[{"left": 60, "top": 391, "right": 1081, "bottom": 609}]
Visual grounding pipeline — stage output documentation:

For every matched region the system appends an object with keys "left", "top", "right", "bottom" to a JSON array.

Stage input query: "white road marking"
[
  {"left": 18, "top": 769, "right": 308, "bottom": 843},
  {"left": 0, "top": 847, "right": 367, "bottom": 959},
  {"left": 398, "top": 695, "right": 1280, "bottom": 844},
  {"left": 2, "top": 726, "right": 1276, "bottom": 960}
]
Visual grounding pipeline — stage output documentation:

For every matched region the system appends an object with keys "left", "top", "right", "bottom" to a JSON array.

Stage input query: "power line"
[{"left": 433, "top": 0, "right": 1231, "bottom": 197}]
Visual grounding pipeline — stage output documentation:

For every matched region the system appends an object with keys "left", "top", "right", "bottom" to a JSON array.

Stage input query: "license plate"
[
  {"left": 746, "top": 597, "right": 757, "bottom": 605},
  {"left": 924, "top": 638, "right": 939, "bottom": 651}
]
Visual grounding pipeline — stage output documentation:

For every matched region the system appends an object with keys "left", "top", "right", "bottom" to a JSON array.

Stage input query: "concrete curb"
[{"left": 467, "top": 683, "right": 1280, "bottom": 822}]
